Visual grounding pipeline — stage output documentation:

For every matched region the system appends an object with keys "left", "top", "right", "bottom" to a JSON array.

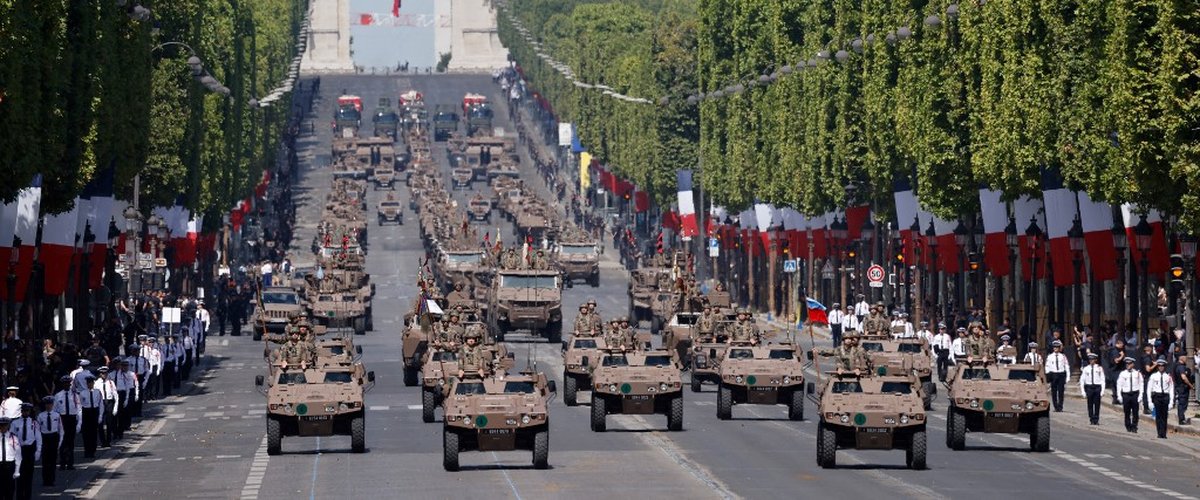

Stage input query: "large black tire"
[
  {"left": 651, "top": 316, "right": 663, "bottom": 335},
  {"left": 563, "top": 372, "right": 578, "bottom": 407},
  {"left": 947, "top": 407, "right": 966, "bottom": 450},
  {"left": 590, "top": 395, "right": 607, "bottom": 432},
  {"left": 353, "top": 317, "right": 366, "bottom": 336},
  {"left": 788, "top": 388, "right": 805, "bottom": 421},
  {"left": 922, "top": 382, "right": 936, "bottom": 410},
  {"left": 546, "top": 320, "right": 562, "bottom": 344},
  {"left": 906, "top": 429, "right": 927, "bottom": 469},
  {"left": 716, "top": 384, "right": 733, "bottom": 420},
  {"left": 350, "top": 416, "right": 366, "bottom": 453},
  {"left": 366, "top": 310, "right": 374, "bottom": 331},
  {"left": 253, "top": 330, "right": 262, "bottom": 341},
  {"left": 422, "top": 388, "right": 437, "bottom": 423},
  {"left": 266, "top": 418, "right": 281, "bottom": 456},
  {"left": 1031, "top": 414, "right": 1050, "bottom": 452},
  {"left": 442, "top": 429, "right": 460, "bottom": 471},
  {"left": 532, "top": 430, "right": 549, "bottom": 469},
  {"left": 588, "top": 273, "right": 600, "bottom": 288},
  {"left": 667, "top": 394, "right": 684, "bottom": 431},
  {"left": 816, "top": 422, "right": 837, "bottom": 468},
  {"left": 691, "top": 374, "right": 703, "bottom": 393},
  {"left": 403, "top": 365, "right": 419, "bottom": 387}
]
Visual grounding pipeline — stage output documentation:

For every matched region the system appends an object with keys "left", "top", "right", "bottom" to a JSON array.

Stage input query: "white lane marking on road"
[
  {"left": 1054, "top": 451, "right": 1197, "bottom": 499},
  {"left": 406, "top": 404, "right": 423, "bottom": 410},
  {"left": 216, "top": 454, "right": 242, "bottom": 459},
  {"left": 240, "top": 435, "right": 270, "bottom": 500},
  {"left": 204, "top": 412, "right": 225, "bottom": 417},
  {"left": 220, "top": 339, "right": 230, "bottom": 346},
  {"left": 491, "top": 451, "right": 524, "bottom": 500},
  {"left": 1085, "top": 453, "right": 1112, "bottom": 459},
  {"left": 308, "top": 437, "right": 322, "bottom": 500},
  {"left": 78, "top": 416, "right": 169, "bottom": 498},
  {"left": 369, "top": 405, "right": 390, "bottom": 411}
]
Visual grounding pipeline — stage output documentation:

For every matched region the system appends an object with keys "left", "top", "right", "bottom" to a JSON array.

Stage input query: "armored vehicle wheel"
[
  {"left": 651, "top": 316, "right": 663, "bottom": 335},
  {"left": 351, "top": 416, "right": 366, "bottom": 453},
  {"left": 366, "top": 312, "right": 374, "bottom": 331},
  {"left": 922, "top": 382, "right": 935, "bottom": 410},
  {"left": 590, "top": 395, "right": 607, "bottom": 432},
  {"left": 691, "top": 375, "right": 703, "bottom": 393},
  {"left": 1031, "top": 414, "right": 1050, "bottom": 452},
  {"left": 532, "top": 429, "right": 550, "bottom": 469},
  {"left": 816, "top": 422, "right": 837, "bottom": 468},
  {"left": 442, "top": 429, "right": 460, "bottom": 471},
  {"left": 588, "top": 273, "right": 600, "bottom": 288},
  {"left": 266, "top": 418, "right": 282, "bottom": 456},
  {"left": 563, "top": 372, "right": 578, "bottom": 407},
  {"left": 377, "top": 216, "right": 385, "bottom": 226},
  {"left": 947, "top": 407, "right": 966, "bottom": 450},
  {"left": 353, "top": 317, "right": 366, "bottom": 336},
  {"left": 422, "top": 388, "right": 437, "bottom": 423},
  {"left": 667, "top": 394, "right": 684, "bottom": 431},
  {"left": 906, "top": 429, "right": 927, "bottom": 469},
  {"left": 403, "top": 366, "right": 419, "bottom": 387},
  {"left": 546, "top": 320, "right": 562, "bottom": 344},
  {"left": 253, "top": 330, "right": 262, "bottom": 342},
  {"left": 788, "top": 388, "right": 805, "bottom": 421},
  {"left": 716, "top": 384, "right": 733, "bottom": 420}
]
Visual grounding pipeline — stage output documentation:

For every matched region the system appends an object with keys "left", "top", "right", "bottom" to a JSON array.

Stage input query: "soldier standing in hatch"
[
  {"left": 586, "top": 300, "right": 603, "bottom": 331},
  {"left": 603, "top": 319, "right": 631, "bottom": 350},
  {"left": 456, "top": 329, "right": 491, "bottom": 379},
  {"left": 501, "top": 248, "right": 520, "bottom": 269},
  {"left": 619, "top": 317, "right": 641, "bottom": 350},
  {"left": 573, "top": 304, "right": 595, "bottom": 336},
  {"left": 821, "top": 332, "right": 872, "bottom": 373},
  {"left": 696, "top": 305, "right": 716, "bottom": 343},
  {"left": 531, "top": 249, "right": 550, "bottom": 270},
  {"left": 276, "top": 330, "right": 315, "bottom": 370},
  {"left": 446, "top": 282, "right": 472, "bottom": 308},
  {"left": 862, "top": 303, "right": 889, "bottom": 337},
  {"left": 728, "top": 309, "right": 760, "bottom": 345}
]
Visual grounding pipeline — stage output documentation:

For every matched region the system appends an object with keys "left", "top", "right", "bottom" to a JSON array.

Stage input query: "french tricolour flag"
[
  {"left": 1041, "top": 169, "right": 1079, "bottom": 286},
  {"left": 0, "top": 195, "right": 17, "bottom": 300},
  {"left": 40, "top": 202, "right": 79, "bottom": 296},
  {"left": 894, "top": 176, "right": 930, "bottom": 266},
  {"left": 11, "top": 175, "right": 42, "bottom": 302},
  {"left": 806, "top": 297, "right": 828, "bottom": 325},
  {"left": 1077, "top": 192, "right": 1117, "bottom": 282},
  {"left": 81, "top": 168, "right": 114, "bottom": 290},
  {"left": 676, "top": 170, "right": 698, "bottom": 238},
  {"left": 1120, "top": 204, "right": 1169, "bottom": 274},
  {"left": 1013, "top": 195, "right": 1047, "bottom": 280},
  {"left": 978, "top": 188, "right": 1011, "bottom": 276}
]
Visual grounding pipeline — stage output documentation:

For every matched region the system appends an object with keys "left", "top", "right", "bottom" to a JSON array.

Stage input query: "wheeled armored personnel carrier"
[
  {"left": 256, "top": 365, "right": 375, "bottom": 455},
  {"left": 662, "top": 312, "right": 700, "bottom": 366},
  {"left": 420, "top": 339, "right": 514, "bottom": 423},
  {"left": 377, "top": 198, "right": 404, "bottom": 225},
  {"left": 451, "top": 167, "right": 474, "bottom": 190},
  {"left": 859, "top": 338, "right": 937, "bottom": 410},
  {"left": 589, "top": 349, "right": 684, "bottom": 432},
  {"left": 442, "top": 372, "right": 556, "bottom": 471},
  {"left": 251, "top": 287, "right": 305, "bottom": 341},
  {"left": 716, "top": 343, "right": 808, "bottom": 421},
  {"left": 814, "top": 372, "right": 927, "bottom": 469},
  {"left": 555, "top": 241, "right": 600, "bottom": 287},
  {"left": 488, "top": 269, "right": 563, "bottom": 343},
  {"left": 944, "top": 362, "right": 1051, "bottom": 452},
  {"left": 466, "top": 195, "right": 492, "bottom": 223},
  {"left": 561, "top": 336, "right": 607, "bottom": 406}
]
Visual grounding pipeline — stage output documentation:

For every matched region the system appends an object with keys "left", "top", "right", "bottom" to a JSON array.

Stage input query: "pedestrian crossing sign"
[{"left": 783, "top": 260, "right": 797, "bottom": 273}]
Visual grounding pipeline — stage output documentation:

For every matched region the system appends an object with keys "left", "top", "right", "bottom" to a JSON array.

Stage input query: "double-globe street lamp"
[{"left": 1133, "top": 215, "right": 1153, "bottom": 345}]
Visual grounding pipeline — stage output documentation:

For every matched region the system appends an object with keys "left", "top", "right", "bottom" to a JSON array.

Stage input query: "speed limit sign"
[{"left": 867, "top": 264, "right": 885, "bottom": 287}]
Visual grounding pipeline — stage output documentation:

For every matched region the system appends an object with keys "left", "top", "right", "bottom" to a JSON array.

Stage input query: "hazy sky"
[{"left": 349, "top": 0, "right": 437, "bottom": 70}]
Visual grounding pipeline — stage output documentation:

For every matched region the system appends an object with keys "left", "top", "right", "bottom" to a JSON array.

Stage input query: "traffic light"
[
  {"left": 968, "top": 252, "right": 981, "bottom": 271},
  {"left": 894, "top": 251, "right": 904, "bottom": 263},
  {"left": 1170, "top": 253, "right": 1185, "bottom": 289},
  {"left": 781, "top": 239, "right": 790, "bottom": 256}
]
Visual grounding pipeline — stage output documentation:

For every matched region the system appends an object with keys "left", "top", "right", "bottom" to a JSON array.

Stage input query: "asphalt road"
[{"left": 84, "top": 74, "right": 1200, "bottom": 500}]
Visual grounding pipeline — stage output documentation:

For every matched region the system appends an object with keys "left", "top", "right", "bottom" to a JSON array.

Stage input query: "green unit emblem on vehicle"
[
  {"left": 296, "top": 403, "right": 308, "bottom": 415},
  {"left": 475, "top": 415, "right": 488, "bottom": 428},
  {"left": 982, "top": 399, "right": 995, "bottom": 411},
  {"left": 746, "top": 375, "right": 757, "bottom": 386},
  {"left": 327, "top": 311, "right": 335, "bottom": 317},
  {"left": 854, "top": 413, "right": 867, "bottom": 426},
  {"left": 620, "top": 383, "right": 632, "bottom": 394},
  {"left": 877, "top": 366, "right": 888, "bottom": 376}
]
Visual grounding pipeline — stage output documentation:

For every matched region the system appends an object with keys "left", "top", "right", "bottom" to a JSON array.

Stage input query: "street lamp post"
[
  {"left": 1005, "top": 216, "right": 1019, "bottom": 334},
  {"left": 971, "top": 219, "right": 985, "bottom": 320},
  {"left": 953, "top": 220, "right": 970, "bottom": 312},
  {"left": 5, "top": 250, "right": 15, "bottom": 338},
  {"left": 926, "top": 220, "right": 941, "bottom": 322},
  {"left": 1068, "top": 215, "right": 1085, "bottom": 327},
  {"left": 1134, "top": 215, "right": 1153, "bottom": 345},
  {"left": 1112, "top": 222, "right": 1128, "bottom": 331},
  {"left": 1179, "top": 234, "right": 1197, "bottom": 346},
  {"left": 831, "top": 216, "right": 848, "bottom": 308},
  {"left": 1025, "top": 217, "right": 1044, "bottom": 344},
  {"left": 907, "top": 216, "right": 920, "bottom": 315}
]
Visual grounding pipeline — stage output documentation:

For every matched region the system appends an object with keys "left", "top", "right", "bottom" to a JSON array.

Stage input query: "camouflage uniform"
[
  {"left": 696, "top": 309, "right": 716, "bottom": 342},
  {"left": 603, "top": 321, "right": 631, "bottom": 349},
  {"left": 833, "top": 345, "right": 872, "bottom": 372},
  {"left": 446, "top": 284, "right": 472, "bottom": 307},
  {"left": 458, "top": 344, "right": 489, "bottom": 378},
  {"left": 573, "top": 309, "right": 596, "bottom": 336},
  {"left": 501, "top": 249, "right": 520, "bottom": 269},
  {"left": 729, "top": 312, "right": 760, "bottom": 344},
  {"left": 862, "top": 308, "right": 889, "bottom": 337},
  {"left": 530, "top": 251, "right": 549, "bottom": 270},
  {"left": 278, "top": 339, "right": 316, "bottom": 367}
]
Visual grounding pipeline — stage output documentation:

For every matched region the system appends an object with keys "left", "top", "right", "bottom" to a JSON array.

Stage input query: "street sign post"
[
  {"left": 783, "top": 259, "right": 797, "bottom": 273},
  {"left": 867, "top": 264, "right": 885, "bottom": 288},
  {"left": 708, "top": 237, "right": 719, "bottom": 257}
]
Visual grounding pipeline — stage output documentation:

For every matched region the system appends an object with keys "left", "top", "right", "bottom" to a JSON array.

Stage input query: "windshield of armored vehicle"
[
  {"left": 832, "top": 381, "right": 863, "bottom": 393},
  {"left": 279, "top": 373, "right": 307, "bottom": 384},
  {"left": 455, "top": 382, "right": 486, "bottom": 395},
  {"left": 318, "top": 295, "right": 333, "bottom": 302},
  {"left": 432, "top": 351, "right": 457, "bottom": 362},
  {"left": 375, "top": 112, "right": 398, "bottom": 123},
  {"left": 961, "top": 368, "right": 992, "bottom": 380},
  {"left": 728, "top": 349, "right": 754, "bottom": 360},
  {"left": 861, "top": 342, "right": 884, "bottom": 352},
  {"left": 560, "top": 245, "right": 595, "bottom": 255},
  {"left": 768, "top": 349, "right": 794, "bottom": 360},
  {"left": 447, "top": 253, "right": 483, "bottom": 264},
  {"left": 601, "top": 355, "right": 628, "bottom": 367},
  {"left": 644, "top": 355, "right": 673, "bottom": 367},
  {"left": 897, "top": 343, "right": 924, "bottom": 353},
  {"left": 499, "top": 274, "right": 558, "bottom": 288},
  {"left": 380, "top": 201, "right": 401, "bottom": 208},
  {"left": 263, "top": 292, "right": 299, "bottom": 304},
  {"left": 881, "top": 382, "right": 913, "bottom": 394},
  {"left": 504, "top": 382, "right": 536, "bottom": 393},
  {"left": 468, "top": 107, "right": 493, "bottom": 120},
  {"left": 434, "top": 111, "right": 457, "bottom": 122},
  {"left": 336, "top": 107, "right": 360, "bottom": 121},
  {"left": 328, "top": 346, "right": 345, "bottom": 355},
  {"left": 1007, "top": 370, "right": 1038, "bottom": 381},
  {"left": 673, "top": 314, "right": 699, "bottom": 326},
  {"left": 324, "top": 372, "right": 354, "bottom": 383},
  {"left": 573, "top": 339, "right": 597, "bottom": 349}
]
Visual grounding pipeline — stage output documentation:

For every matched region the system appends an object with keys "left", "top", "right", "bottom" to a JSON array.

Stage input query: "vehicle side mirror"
[
  {"left": 547, "top": 380, "right": 557, "bottom": 393},
  {"left": 581, "top": 357, "right": 588, "bottom": 367},
  {"left": 255, "top": 375, "right": 264, "bottom": 387},
  {"left": 356, "top": 345, "right": 363, "bottom": 354},
  {"left": 506, "top": 352, "right": 515, "bottom": 359},
  {"left": 561, "top": 341, "right": 568, "bottom": 351},
  {"left": 806, "top": 382, "right": 815, "bottom": 395},
  {"left": 367, "top": 371, "right": 376, "bottom": 383},
  {"left": 806, "top": 351, "right": 814, "bottom": 361}
]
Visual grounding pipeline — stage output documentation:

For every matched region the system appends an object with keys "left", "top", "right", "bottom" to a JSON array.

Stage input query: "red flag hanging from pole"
[{"left": 393, "top": 0, "right": 401, "bottom": 17}]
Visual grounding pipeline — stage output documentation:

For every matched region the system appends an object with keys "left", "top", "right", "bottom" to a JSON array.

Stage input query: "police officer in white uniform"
[
  {"left": 1023, "top": 342, "right": 1043, "bottom": 365},
  {"left": 1116, "top": 357, "right": 1144, "bottom": 433},
  {"left": 36, "top": 396, "right": 61, "bottom": 486},
  {"left": 0, "top": 417, "right": 22, "bottom": 499},
  {"left": 1079, "top": 352, "right": 1105, "bottom": 425},
  {"left": 1044, "top": 340, "right": 1070, "bottom": 412},
  {"left": 1147, "top": 357, "right": 1174, "bottom": 439},
  {"left": 931, "top": 324, "right": 953, "bottom": 382},
  {"left": 10, "top": 403, "right": 38, "bottom": 499}
]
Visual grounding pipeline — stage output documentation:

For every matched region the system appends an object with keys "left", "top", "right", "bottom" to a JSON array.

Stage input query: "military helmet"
[
  {"left": 844, "top": 330, "right": 858, "bottom": 339},
  {"left": 464, "top": 328, "right": 482, "bottom": 340}
]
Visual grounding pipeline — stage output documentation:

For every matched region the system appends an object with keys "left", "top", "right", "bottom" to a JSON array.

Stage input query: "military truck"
[
  {"left": 433, "top": 105, "right": 459, "bottom": 141},
  {"left": 561, "top": 336, "right": 607, "bottom": 406},
  {"left": 555, "top": 241, "right": 600, "bottom": 287},
  {"left": 256, "top": 365, "right": 375, "bottom": 455},
  {"left": 859, "top": 338, "right": 937, "bottom": 410},
  {"left": 451, "top": 167, "right": 474, "bottom": 190},
  {"left": 308, "top": 289, "right": 368, "bottom": 336},
  {"left": 589, "top": 349, "right": 684, "bottom": 432},
  {"left": 716, "top": 343, "right": 808, "bottom": 420},
  {"left": 466, "top": 195, "right": 491, "bottom": 223},
  {"left": 944, "top": 362, "right": 1051, "bottom": 452},
  {"left": 442, "top": 372, "right": 556, "bottom": 471},
  {"left": 814, "top": 372, "right": 927, "bottom": 469},
  {"left": 488, "top": 269, "right": 563, "bottom": 343},
  {"left": 376, "top": 198, "right": 403, "bottom": 225},
  {"left": 372, "top": 100, "right": 400, "bottom": 139},
  {"left": 251, "top": 287, "right": 305, "bottom": 341},
  {"left": 464, "top": 100, "right": 494, "bottom": 137},
  {"left": 333, "top": 104, "right": 361, "bottom": 138}
]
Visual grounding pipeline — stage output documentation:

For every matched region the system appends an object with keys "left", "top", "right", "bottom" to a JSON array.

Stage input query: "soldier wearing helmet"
[
  {"left": 696, "top": 304, "right": 716, "bottom": 342},
  {"left": 728, "top": 308, "right": 760, "bottom": 345},
  {"left": 573, "top": 303, "right": 596, "bottom": 336},
  {"left": 603, "top": 318, "right": 631, "bottom": 351},
  {"left": 456, "top": 327, "right": 491, "bottom": 379},
  {"left": 446, "top": 281, "right": 472, "bottom": 308}
]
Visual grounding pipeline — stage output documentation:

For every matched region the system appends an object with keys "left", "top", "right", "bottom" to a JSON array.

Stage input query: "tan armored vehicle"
[
  {"left": 434, "top": 249, "right": 491, "bottom": 298},
  {"left": 648, "top": 290, "right": 683, "bottom": 335},
  {"left": 662, "top": 312, "right": 700, "bottom": 365},
  {"left": 716, "top": 343, "right": 809, "bottom": 420},
  {"left": 256, "top": 365, "right": 375, "bottom": 455},
  {"left": 401, "top": 313, "right": 433, "bottom": 386},
  {"left": 251, "top": 287, "right": 305, "bottom": 341},
  {"left": 589, "top": 349, "right": 684, "bottom": 432},
  {"left": 373, "top": 165, "right": 395, "bottom": 190},
  {"left": 627, "top": 267, "right": 669, "bottom": 324},
  {"left": 307, "top": 287, "right": 368, "bottom": 336},
  {"left": 313, "top": 334, "right": 361, "bottom": 367},
  {"left": 420, "top": 340, "right": 515, "bottom": 422},
  {"left": 944, "top": 362, "right": 1050, "bottom": 452},
  {"left": 561, "top": 336, "right": 607, "bottom": 406},
  {"left": 451, "top": 167, "right": 474, "bottom": 190},
  {"left": 442, "top": 372, "right": 556, "bottom": 471},
  {"left": 466, "top": 195, "right": 492, "bottom": 223},
  {"left": 377, "top": 197, "right": 404, "bottom": 225},
  {"left": 488, "top": 269, "right": 563, "bottom": 343},
  {"left": 859, "top": 338, "right": 937, "bottom": 410},
  {"left": 555, "top": 241, "right": 600, "bottom": 288},
  {"left": 814, "top": 372, "right": 927, "bottom": 469}
]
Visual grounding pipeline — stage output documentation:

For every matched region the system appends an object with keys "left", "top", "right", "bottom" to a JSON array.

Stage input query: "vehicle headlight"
[
  {"left": 1011, "top": 403, "right": 1022, "bottom": 411},
  {"left": 783, "top": 376, "right": 792, "bottom": 385},
  {"left": 899, "top": 414, "right": 910, "bottom": 424},
  {"left": 735, "top": 376, "right": 743, "bottom": 383},
  {"left": 339, "top": 403, "right": 349, "bottom": 410},
  {"left": 970, "top": 399, "right": 980, "bottom": 408},
  {"left": 609, "top": 384, "right": 618, "bottom": 392},
  {"left": 1025, "top": 401, "right": 1035, "bottom": 410},
  {"left": 521, "top": 415, "right": 531, "bottom": 424},
  {"left": 464, "top": 415, "right": 473, "bottom": 425},
  {"left": 660, "top": 383, "right": 669, "bottom": 391},
  {"left": 285, "top": 404, "right": 293, "bottom": 412},
  {"left": 839, "top": 414, "right": 850, "bottom": 423},
  {"left": 506, "top": 418, "right": 517, "bottom": 425},
  {"left": 325, "top": 405, "right": 336, "bottom": 413},
  {"left": 439, "top": 379, "right": 446, "bottom": 386}
]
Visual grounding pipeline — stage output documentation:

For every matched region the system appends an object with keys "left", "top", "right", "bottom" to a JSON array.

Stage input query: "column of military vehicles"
[{"left": 259, "top": 85, "right": 1055, "bottom": 471}]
